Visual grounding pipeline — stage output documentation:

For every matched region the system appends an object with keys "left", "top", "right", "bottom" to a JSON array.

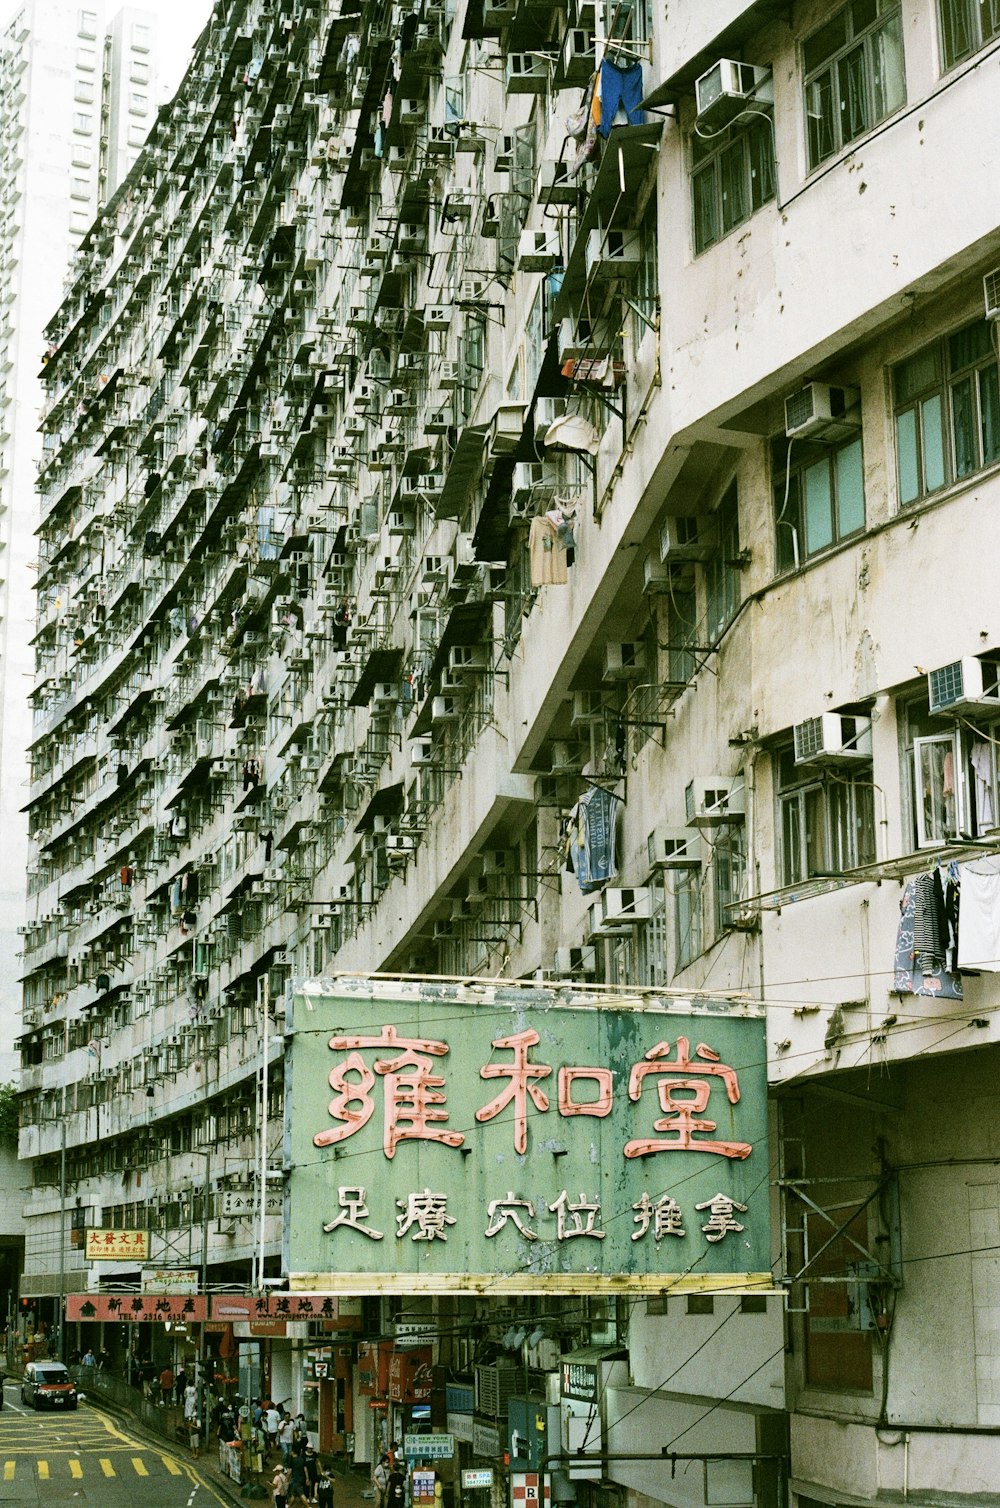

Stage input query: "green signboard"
[{"left": 286, "top": 978, "right": 769, "bottom": 1293}]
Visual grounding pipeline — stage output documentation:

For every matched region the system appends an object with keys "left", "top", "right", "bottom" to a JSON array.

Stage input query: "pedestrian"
[
  {"left": 175, "top": 1365, "right": 187, "bottom": 1405},
  {"left": 373, "top": 1454, "right": 390, "bottom": 1508},
  {"left": 188, "top": 1414, "right": 201, "bottom": 1459},
  {"left": 265, "top": 1401, "right": 281, "bottom": 1450},
  {"left": 302, "top": 1445, "right": 319, "bottom": 1502},
  {"left": 288, "top": 1450, "right": 310, "bottom": 1507},
  {"left": 386, "top": 1467, "right": 405, "bottom": 1508},
  {"left": 272, "top": 1465, "right": 290, "bottom": 1508},
  {"left": 279, "top": 1412, "right": 296, "bottom": 1464},
  {"left": 184, "top": 1381, "right": 198, "bottom": 1420},
  {"left": 159, "top": 1363, "right": 174, "bottom": 1404},
  {"left": 81, "top": 1349, "right": 96, "bottom": 1371},
  {"left": 315, "top": 1461, "right": 334, "bottom": 1508}
]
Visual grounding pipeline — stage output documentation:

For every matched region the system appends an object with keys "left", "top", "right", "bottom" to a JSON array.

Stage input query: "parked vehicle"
[{"left": 20, "top": 1361, "right": 77, "bottom": 1410}]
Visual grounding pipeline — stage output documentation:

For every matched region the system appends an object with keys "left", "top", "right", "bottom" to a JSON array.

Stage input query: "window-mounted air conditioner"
[
  {"left": 438, "top": 360, "right": 461, "bottom": 389},
  {"left": 448, "top": 644, "right": 487, "bottom": 675},
  {"left": 481, "top": 849, "right": 510, "bottom": 874},
  {"left": 440, "top": 667, "right": 471, "bottom": 693},
  {"left": 431, "top": 695, "right": 461, "bottom": 723},
  {"left": 685, "top": 776, "right": 746, "bottom": 826},
  {"left": 927, "top": 656, "right": 1000, "bottom": 716},
  {"left": 506, "top": 52, "right": 549, "bottom": 93},
  {"left": 784, "top": 382, "right": 861, "bottom": 443},
  {"left": 646, "top": 826, "right": 701, "bottom": 871},
  {"left": 983, "top": 269, "right": 1000, "bottom": 322},
  {"left": 538, "top": 157, "right": 578, "bottom": 205},
  {"left": 553, "top": 945, "right": 597, "bottom": 976},
  {"left": 571, "top": 690, "right": 606, "bottom": 725},
  {"left": 603, "top": 641, "right": 644, "bottom": 682},
  {"left": 490, "top": 402, "right": 527, "bottom": 455},
  {"left": 600, "top": 887, "right": 651, "bottom": 927},
  {"left": 660, "top": 515, "right": 710, "bottom": 562},
  {"left": 386, "top": 835, "right": 415, "bottom": 856},
  {"left": 585, "top": 228, "right": 641, "bottom": 282},
  {"left": 550, "top": 740, "right": 586, "bottom": 774},
  {"left": 411, "top": 741, "right": 434, "bottom": 766},
  {"left": 517, "top": 228, "right": 561, "bottom": 272},
  {"left": 694, "top": 59, "right": 773, "bottom": 130},
  {"left": 424, "top": 305, "right": 449, "bottom": 330},
  {"left": 793, "top": 713, "right": 873, "bottom": 765}
]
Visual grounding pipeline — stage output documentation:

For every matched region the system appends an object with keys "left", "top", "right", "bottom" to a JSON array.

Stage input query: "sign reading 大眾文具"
[{"left": 285, "top": 978, "right": 770, "bottom": 1293}]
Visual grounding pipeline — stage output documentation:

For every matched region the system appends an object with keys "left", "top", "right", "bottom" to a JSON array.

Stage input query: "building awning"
[
  {"left": 355, "top": 781, "right": 404, "bottom": 833},
  {"left": 641, "top": 0, "right": 787, "bottom": 108},
  {"left": 349, "top": 648, "right": 404, "bottom": 707},
  {"left": 435, "top": 425, "right": 489, "bottom": 520}
]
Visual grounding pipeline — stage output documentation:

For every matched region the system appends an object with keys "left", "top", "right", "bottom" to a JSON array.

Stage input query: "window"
[
  {"left": 129, "top": 90, "right": 148, "bottom": 115},
  {"left": 692, "top": 116, "right": 775, "bottom": 254},
  {"left": 131, "top": 22, "right": 151, "bottom": 51},
  {"left": 127, "top": 124, "right": 147, "bottom": 147},
  {"left": 636, "top": 877, "right": 667, "bottom": 985},
  {"left": 70, "top": 210, "right": 90, "bottom": 234},
  {"left": 78, "top": 9, "right": 97, "bottom": 39},
  {"left": 74, "top": 79, "right": 94, "bottom": 103},
  {"left": 73, "top": 113, "right": 92, "bottom": 135},
  {"left": 705, "top": 480, "right": 741, "bottom": 640},
  {"left": 630, "top": 193, "right": 658, "bottom": 338},
  {"left": 903, "top": 691, "right": 1000, "bottom": 849},
  {"left": 939, "top": 0, "right": 1000, "bottom": 67},
  {"left": 672, "top": 867, "right": 702, "bottom": 971},
  {"left": 773, "top": 433, "right": 865, "bottom": 569},
  {"left": 70, "top": 177, "right": 90, "bottom": 201},
  {"left": 894, "top": 318, "right": 1000, "bottom": 506},
  {"left": 777, "top": 742, "right": 876, "bottom": 882},
  {"left": 803, "top": 0, "right": 905, "bottom": 169},
  {"left": 711, "top": 826, "right": 747, "bottom": 934},
  {"left": 131, "top": 59, "right": 149, "bottom": 83},
  {"left": 77, "top": 46, "right": 96, "bottom": 70},
  {"left": 71, "top": 143, "right": 93, "bottom": 168}
]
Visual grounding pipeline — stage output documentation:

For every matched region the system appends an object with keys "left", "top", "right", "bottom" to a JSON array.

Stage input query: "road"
[{"left": 0, "top": 1378, "right": 230, "bottom": 1508}]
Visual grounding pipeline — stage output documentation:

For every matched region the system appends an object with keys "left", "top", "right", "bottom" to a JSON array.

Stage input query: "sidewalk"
[{"left": 78, "top": 1373, "right": 375, "bottom": 1508}]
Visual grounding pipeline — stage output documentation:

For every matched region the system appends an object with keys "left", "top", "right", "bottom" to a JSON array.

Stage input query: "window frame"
[
  {"left": 803, "top": 0, "right": 906, "bottom": 171},
  {"left": 776, "top": 743, "right": 877, "bottom": 883},
  {"left": 773, "top": 432, "right": 866, "bottom": 571},
  {"left": 705, "top": 479, "right": 741, "bottom": 641},
  {"left": 893, "top": 317, "right": 1000, "bottom": 507},
  {"left": 938, "top": 0, "right": 1000, "bottom": 69},
  {"left": 903, "top": 695, "right": 1000, "bottom": 850},
  {"left": 672, "top": 866, "right": 703, "bottom": 971},
  {"left": 691, "top": 113, "right": 776, "bottom": 255}
]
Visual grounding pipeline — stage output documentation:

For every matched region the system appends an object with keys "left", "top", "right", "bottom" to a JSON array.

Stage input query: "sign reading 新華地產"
[
  {"left": 285, "top": 978, "right": 771, "bottom": 1294},
  {"left": 85, "top": 1228, "right": 149, "bottom": 1262}
]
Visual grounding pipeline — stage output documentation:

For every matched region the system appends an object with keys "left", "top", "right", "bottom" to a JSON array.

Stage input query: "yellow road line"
[
  {"left": 132, "top": 1456, "right": 149, "bottom": 1475},
  {"left": 162, "top": 1455, "right": 183, "bottom": 1475},
  {"left": 69, "top": 1459, "right": 84, "bottom": 1478},
  {"left": 37, "top": 1461, "right": 49, "bottom": 1480},
  {"left": 99, "top": 1457, "right": 116, "bottom": 1477},
  {"left": 3, "top": 1462, "right": 13, "bottom": 1480}
]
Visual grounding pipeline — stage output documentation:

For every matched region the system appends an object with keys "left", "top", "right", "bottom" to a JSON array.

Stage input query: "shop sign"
[
  {"left": 511, "top": 1473, "right": 551, "bottom": 1507},
  {"left": 389, "top": 1347, "right": 433, "bottom": 1403},
  {"left": 209, "top": 1294, "right": 358, "bottom": 1323},
  {"left": 85, "top": 1228, "right": 149, "bottom": 1261},
  {"left": 286, "top": 981, "right": 769, "bottom": 1292},
  {"left": 249, "top": 1321, "right": 287, "bottom": 1336},
  {"left": 462, "top": 1470, "right": 494, "bottom": 1489},
  {"left": 472, "top": 1420, "right": 500, "bottom": 1459},
  {"left": 412, "top": 1469, "right": 436, "bottom": 1505},
  {"left": 447, "top": 1412, "right": 474, "bottom": 1444},
  {"left": 306, "top": 1348, "right": 333, "bottom": 1381},
  {"left": 403, "top": 1434, "right": 453, "bottom": 1461},
  {"left": 561, "top": 1360, "right": 598, "bottom": 1402},
  {"left": 66, "top": 1294, "right": 208, "bottom": 1322},
  {"left": 222, "top": 1187, "right": 283, "bottom": 1217},
  {"left": 395, "top": 1321, "right": 436, "bottom": 1348},
  {"left": 142, "top": 1268, "right": 198, "bottom": 1294}
]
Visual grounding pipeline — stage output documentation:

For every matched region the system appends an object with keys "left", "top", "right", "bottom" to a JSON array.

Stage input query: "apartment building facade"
[{"left": 17, "top": 0, "right": 1000, "bottom": 1505}]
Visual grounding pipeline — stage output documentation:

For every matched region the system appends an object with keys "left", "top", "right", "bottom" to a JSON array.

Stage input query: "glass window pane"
[
  {"left": 775, "top": 471, "right": 802, "bottom": 571},
  {"left": 894, "top": 343, "right": 940, "bottom": 405},
  {"left": 951, "top": 375, "right": 976, "bottom": 477},
  {"left": 980, "top": 364, "right": 1000, "bottom": 465},
  {"left": 805, "top": 13, "right": 849, "bottom": 72},
  {"left": 838, "top": 45, "right": 869, "bottom": 144},
  {"left": 781, "top": 796, "right": 803, "bottom": 885},
  {"left": 748, "top": 118, "right": 776, "bottom": 209},
  {"left": 949, "top": 319, "right": 992, "bottom": 371},
  {"left": 920, "top": 394, "right": 946, "bottom": 491},
  {"left": 835, "top": 437, "right": 865, "bottom": 536},
  {"left": 719, "top": 140, "right": 747, "bottom": 233},
  {"left": 983, "top": 0, "right": 1000, "bottom": 43},
  {"left": 803, "top": 459, "right": 834, "bottom": 553},
  {"left": 806, "top": 73, "right": 837, "bottom": 166},
  {"left": 804, "top": 786, "right": 827, "bottom": 876},
  {"left": 896, "top": 408, "right": 920, "bottom": 504},
  {"left": 941, "top": 0, "right": 975, "bottom": 63},
  {"left": 692, "top": 164, "right": 718, "bottom": 254},
  {"left": 872, "top": 14, "right": 905, "bottom": 118},
  {"left": 854, "top": 781, "right": 876, "bottom": 865},
  {"left": 915, "top": 737, "right": 958, "bottom": 844}
]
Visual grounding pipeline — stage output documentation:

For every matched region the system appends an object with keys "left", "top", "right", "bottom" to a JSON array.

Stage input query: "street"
[{"left": 0, "top": 1380, "right": 228, "bottom": 1507}]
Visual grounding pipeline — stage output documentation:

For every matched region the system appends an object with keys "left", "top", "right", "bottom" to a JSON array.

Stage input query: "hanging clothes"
[
  {"left": 566, "top": 72, "right": 600, "bottom": 175},
  {"left": 970, "top": 741, "right": 995, "bottom": 830},
  {"left": 597, "top": 57, "right": 645, "bottom": 135},
  {"left": 529, "top": 514, "right": 569, "bottom": 586},
  {"left": 893, "top": 866, "right": 963, "bottom": 998},
  {"left": 958, "top": 855, "right": 1000, "bottom": 971},
  {"left": 567, "top": 786, "right": 621, "bottom": 894}
]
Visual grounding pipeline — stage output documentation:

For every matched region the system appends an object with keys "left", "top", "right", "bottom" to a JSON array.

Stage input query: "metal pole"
[
  {"left": 257, "top": 973, "right": 269, "bottom": 1289},
  {"left": 201, "top": 1149, "right": 210, "bottom": 1452},
  {"left": 57, "top": 1111, "right": 66, "bottom": 1363}
]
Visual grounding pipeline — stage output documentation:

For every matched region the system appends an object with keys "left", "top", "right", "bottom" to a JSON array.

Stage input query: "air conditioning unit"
[
  {"left": 438, "top": 360, "right": 461, "bottom": 388},
  {"left": 538, "top": 158, "right": 578, "bottom": 205},
  {"left": 793, "top": 713, "right": 873, "bottom": 766},
  {"left": 425, "top": 305, "right": 450, "bottom": 330},
  {"left": 448, "top": 644, "right": 487, "bottom": 675},
  {"left": 600, "top": 887, "right": 652, "bottom": 927},
  {"left": 506, "top": 52, "right": 549, "bottom": 93},
  {"left": 646, "top": 827, "right": 702, "bottom": 871},
  {"left": 784, "top": 382, "right": 861, "bottom": 442},
  {"left": 603, "top": 641, "right": 644, "bottom": 682},
  {"left": 386, "top": 835, "right": 416, "bottom": 859},
  {"left": 927, "top": 657, "right": 1000, "bottom": 715},
  {"left": 585, "top": 228, "right": 641, "bottom": 282},
  {"left": 490, "top": 403, "right": 527, "bottom": 455},
  {"left": 570, "top": 690, "right": 606, "bottom": 726},
  {"left": 984, "top": 269, "right": 1000, "bottom": 321},
  {"left": 481, "top": 849, "right": 510, "bottom": 875},
  {"left": 660, "top": 515, "right": 710, "bottom": 562},
  {"left": 209, "top": 759, "right": 229, "bottom": 778},
  {"left": 685, "top": 776, "right": 746, "bottom": 826},
  {"left": 553, "top": 945, "right": 597, "bottom": 976},
  {"left": 517, "top": 228, "right": 561, "bottom": 272},
  {"left": 372, "top": 682, "right": 398, "bottom": 707},
  {"left": 694, "top": 59, "right": 773, "bottom": 129},
  {"left": 410, "top": 741, "right": 434, "bottom": 766},
  {"left": 431, "top": 695, "right": 461, "bottom": 723}
]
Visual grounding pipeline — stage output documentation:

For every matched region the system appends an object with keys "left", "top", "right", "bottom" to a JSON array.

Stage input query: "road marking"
[
  {"left": 162, "top": 1455, "right": 183, "bottom": 1475},
  {"left": 99, "top": 1457, "right": 116, "bottom": 1476},
  {"left": 37, "top": 1461, "right": 49, "bottom": 1479},
  {"left": 69, "top": 1459, "right": 83, "bottom": 1478},
  {"left": 3, "top": 1461, "right": 13, "bottom": 1479},
  {"left": 133, "top": 1456, "right": 149, "bottom": 1475}
]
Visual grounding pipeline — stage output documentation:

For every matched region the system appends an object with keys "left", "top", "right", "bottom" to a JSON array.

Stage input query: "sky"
[{"left": 145, "top": 0, "right": 217, "bottom": 98}]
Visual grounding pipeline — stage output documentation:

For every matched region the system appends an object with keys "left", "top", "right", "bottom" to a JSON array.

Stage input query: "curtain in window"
[
  {"left": 872, "top": 13, "right": 906, "bottom": 115},
  {"left": 941, "top": 0, "right": 974, "bottom": 63},
  {"left": 837, "top": 45, "right": 869, "bottom": 144}
]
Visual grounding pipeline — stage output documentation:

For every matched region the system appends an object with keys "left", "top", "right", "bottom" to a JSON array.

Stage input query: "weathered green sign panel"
[{"left": 286, "top": 978, "right": 769, "bottom": 1294}]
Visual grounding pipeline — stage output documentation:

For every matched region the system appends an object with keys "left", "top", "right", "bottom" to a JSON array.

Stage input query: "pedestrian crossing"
[{"left": 1, "top": 1452, "right": 185, "bottom": 1480}]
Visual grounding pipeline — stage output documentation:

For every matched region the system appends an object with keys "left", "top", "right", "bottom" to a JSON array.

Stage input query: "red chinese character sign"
[{"left": 286, "top": 980, "right": 769, "bottom": 1293}]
